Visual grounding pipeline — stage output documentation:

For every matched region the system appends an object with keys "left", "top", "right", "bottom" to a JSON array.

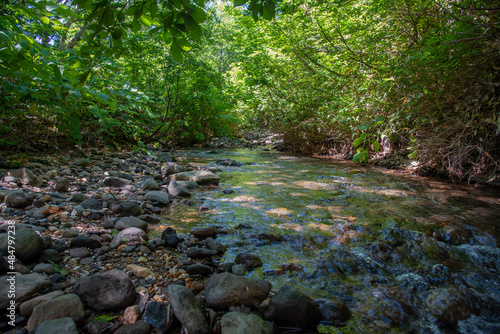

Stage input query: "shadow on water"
[{"left": 161, "top": 149, "right": 500, "bottom": 333}]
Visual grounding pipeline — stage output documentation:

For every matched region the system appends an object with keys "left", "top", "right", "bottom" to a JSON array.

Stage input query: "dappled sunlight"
[
  {"left": 293, "top": 180, "right": 331, "bottom": 190},
  {"left": 266, "top": 207, "right": 293, "bottom": 216},
  {"left": 228, "top": 195, "right": 260, "bottom": 202}
]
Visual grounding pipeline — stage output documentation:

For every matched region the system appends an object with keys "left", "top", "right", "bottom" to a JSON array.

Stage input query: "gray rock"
[
  {"left": 167, "top": 181, "right": 191, "bottom": 198},
  {"left": 115, "top": 217, "right": 148, "bottom": 231},
  {"left": 143, "top": 301, "right": 175, "bottom": 330},
  {"left": 55, "top": 178, "right": 70, "bottom": 192},
  {"left": 144, "top": 191, "right": 170, "bottom": 205},
  {"left": 168, "top": 284, "right": 208, "bottom": 334},
  {"left": 35, "top": 317, "right": 78, "bottom": 334},
  {"left": 103, "top": 177, "right": 132, "bottom": 188},
  {"left": 161, "top": 227, "right": 179, "bottom": 247},
  {"left": 4, "top": 191, "right": 34, "bottom": 208},
  {"left": 185, "top": 247, "right": 218, "bottom": 259},
  {"left": 169, "top": 170, "right": 220, "bottom": 185},
  {"left": 73, "top": 158, "right": 91, "bottom": 167},
  {"left": 70, "top": 193, "right": 88, "bottom": 203},
  {"left": 425, "top": 287, "right": 483, "bottom": 326},
  {"left": 70, "top": 236, "right": 102, "bottom": 249},
  {"left": 69, "top": 248, "right": 90, "bottom": 258},
  {"left": 20, "top": 290, "right": 65, "bottom": 316},
  {"left": 27, "top": 294, "right": 85, "bottom": 332},
  {"left": 184, "top": 263, "right": 213, "bottom": 276},
  {"left": 141, "top": 178, "right": 160, "bottom": 191},
  {"left": 216, "top": 159, "right": 242, "bottom": 166},
  {"left": 115, "top": 320, "right": 151, "bottom": 334},
  {"left": 231, "top": 264, "right": 246, "bottom": 276},
  {"left": 434, "top": 226, "right": 473, "bottom": 245},
  {"left": 315, "top": 298, "right": 351, "bottom": 325},
  {"left": 111, "top": 201, "right": 141, "bottom": 216},
  {"left": 26, "top": 207, "right": 47, "bottom": 219},
  {"left": 113, "top": 227, "right": 148, "bottom": 243},
  {"left": 39, "top": 249, "right": 63, "bottom": 263},
  {"left": 72, "top": 269, "right": 136, "bottom": 312},
  {"left": 80, "top": 197, "right": 101, "bottom": 210},
  {"left": 33, "top": 263, "right": 56, "bottom": 275},
  {"left": 235, "top": 253, "right": 263, "bottom": 270},
  {"left": 191, "top": 226, "right": 217, "bottom": 239},
  {"left": 204, "top": 238, "right": 227, "bottom": 255},
  {"left": 204, "top": 273, "right": 271, "bottom": 309},
  {"left": 0, "top": 227, "right": 44, "bottom": 263},
  {"left": 8, "top": 168, "right": 42, "bottom": 186},
  {"left": 264, "top": 286, "right": 321, "bottom": 329},
  {"left": 161, "top": 162, "right": 185, "bottom": 176},
  {"left": 0, "top": 273, "right": 51, "bottom": 309},
  {"left": 221, "top": 312, "right": 273, "bottom": 334},
  {"left": 0, "top": 256, "right": 8, "bottom": 274},
  {"left": 61, "top": 229, "right": 80, "bottom": 238}
]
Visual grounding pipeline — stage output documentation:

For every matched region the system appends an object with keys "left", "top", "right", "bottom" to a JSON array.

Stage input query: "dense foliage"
[{"left": 1, "top": 0, "right": 498, "bottom": 183}]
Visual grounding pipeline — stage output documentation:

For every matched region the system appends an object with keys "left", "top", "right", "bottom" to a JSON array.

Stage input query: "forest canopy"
[{"left": 1, "top": 0, "right": 499, "bottom": 183}]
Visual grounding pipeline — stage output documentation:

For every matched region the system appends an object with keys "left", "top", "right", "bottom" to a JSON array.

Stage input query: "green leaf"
[
  {"left": 183, "top": 14, "right": 202, "bottom": 39},
  {"left": 40, "top": 16, "right": 50, "bottom": 25},
  {"left": 170, "top": 39, "right": 184, "bottom": 61},
  {"left": 234, "top": 0, "right": 247, "bottom": 6},
  {"left": 139, "top": 15, "right": 152, "bottom": 27},
  {"left": 372, "top": 141, "right": 380, "bottom": 152},
  {"left": 192, "top": 7, "right": 207, "bottom": 23},
  {"left": 163, "top": 30, "right": 173, "bottom": 45},
  {"left": 374, "top": 115, "right": 384, "bottom": 123},
  {"left": 357, "top": 123, "right": 370, "bottom": 131},
  {"left": 353, "top": 137, "right": 363, "bottom": 147},
  {"left": 352, "top": 150, "right": 365, "bottom": 163}
]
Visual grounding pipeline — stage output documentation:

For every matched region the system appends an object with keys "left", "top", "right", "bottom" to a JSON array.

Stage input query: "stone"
[
  {"left": 35, "top": 317, "right": 78, "bottom": 334},
  {"left": 167, "top": 284, "right": 208, "bottom": 334},
  {"left": 72, "top": 269, "right": 136, "bottom": 312},
  {"left": 4, "top": 191, "right": 34, "bottom": 208},
  {"left": 161, "top": 227, "right": 179, "bottom": 247},
  {"left": 235, "top": 253, "right": 263, "bottom": 270},
  {"left": 185, "top": 247, "right": 218, "bottom": 259},
  {"left": 216, "top": 159, "right": 242, "bottom": 166},
  {"left": 73, "top": 158, "right": 91, "bottom": 167},
  {"left": 264, "top": 286, "right": 322, "bottom": 329},
  {"left": 169, "top": 170, "right": 220, "bottom": 185},
  {"left": 103, "top": 177, "right": 132, "bottom": 188},
  {"left": 315, "top": 298, "right": 351, "bottom": 325},
  {"left": 141, "top": 178, "right": 160, "bottom": 191},
  {"left": 144, "top": 191, "right": 170, "bottom": 205},
  {"left": 70, "top": 193, "right": 87, "bottom": 202},
  {"left": 231, "top": 264, "right": 246, "bottom": 276},
  {"left": 434, "top": 226, "right": 473, "bottom": 245},
  {"left": 8, "top": 168, "right": 42, "bottom": 186},
  {"left": 69, "top": 248, "right": 90, "bottom": 258},
  {"left": 204, "top": 238, "right": 227, "bottom": 255},
  {"left": 33, "top": 263, "right": 56, "bottom": 275},
  {"left": 191, "top": 226, "right": 217, "bottom": 239},
  {"left": 20, "top": 291, "right": 65, "bottom": 316},
  {"left": 0, "top": 227, "right": 44, "bottom": 263},
  {"left": 115, "top": 320, "right": 151, "bottom": 334},
  {"left": 116, "top": 217, "right": 148, "bottom": 232},
  {"left": 143, "top": 301, "right": 175, "bottom": 330},
  {"left": 167, "top": 180, "right": 191, "bottom": 198},
  {"left": 61, "top": 229, "right": 80, "bottom": 238},
  {"left": 221, "top": 312, "right": 273, "bottom": 334},
  {"left": 80, "top": 198, "right": 101, "bottom": 210},
  {"left": 70, "top": 236, "right": 102, "bottom": 249},
  {"left": 113, "top": 227, "right": 148, "bottom": 244},
  {"left": 161, "top": 162, "right": 185, "bottom": 176},
  {"left": 184, "top": 263, "right": 213, "bottom": 276},
  {"left": 111, "top": 201, "right": 141, "bottom": 216},
  {"left": 204, "top": 273, "right": 271, "bottom": 309},
  {"left": 55, "top": 178, "right": 70, "bottom": 192},
  {"left": 27, "top": 294, "right": 85, "bottom": 332},
  {"left": 123, "top": 305, "right": 141, "bottom": 324},
  {"left": 39, "top": 249, "right": 63, "bottom": 263},
  {"left": 425, "top": 288, "right": 483, "bottom": 326},
  {"left": 0, "top": 273, "right": 51, "bottom": 309},
  {"left": 127, "top": 264, "right": 153, "bottom": 279}
]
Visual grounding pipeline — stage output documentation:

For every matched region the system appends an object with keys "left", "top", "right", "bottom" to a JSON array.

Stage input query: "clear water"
[{"left": 161, "top": 149, "right": 500, "bottom": 333}]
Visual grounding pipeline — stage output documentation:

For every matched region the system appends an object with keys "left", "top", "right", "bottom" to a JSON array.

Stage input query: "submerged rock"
[
  {"left": 264, "top": 286, "right": 322, "bottom": 329},
  {"left": 221, "top": 312, "right": 273, "bottom": 334}
]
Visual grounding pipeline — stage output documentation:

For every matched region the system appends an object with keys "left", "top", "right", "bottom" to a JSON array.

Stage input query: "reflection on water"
[{"left": 162, "top": 149, "right": 500, "bottom": 333}]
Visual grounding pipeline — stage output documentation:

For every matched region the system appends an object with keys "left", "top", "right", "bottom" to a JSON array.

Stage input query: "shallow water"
[{"left": 162, "top": 149, "right": 500, "bottom": 333}]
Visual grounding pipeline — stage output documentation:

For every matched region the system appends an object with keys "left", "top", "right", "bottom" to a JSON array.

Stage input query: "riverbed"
[{"left": 164, "top": 148, "right": 500, "bottom": 333}]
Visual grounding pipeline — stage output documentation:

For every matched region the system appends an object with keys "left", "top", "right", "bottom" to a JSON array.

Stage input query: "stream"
[{"left": 162, "top": 148, "right": 500, "bottom": 333}]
